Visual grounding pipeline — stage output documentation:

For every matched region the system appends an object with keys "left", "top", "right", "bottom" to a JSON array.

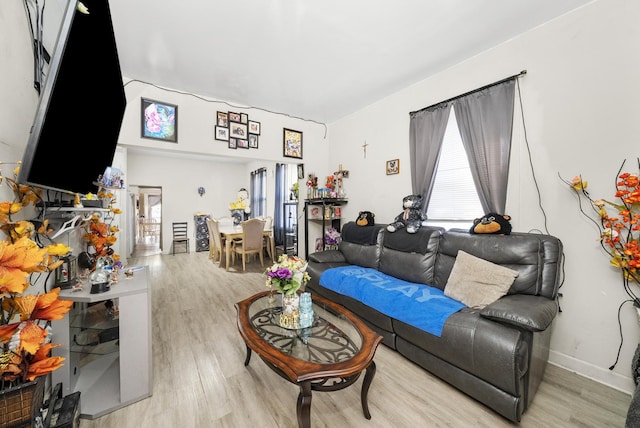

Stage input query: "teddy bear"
[
  {"left": 387, "top": 194, "right": 426, "bottom": 234},
  {"left": 469, "top": 212, "right": 512, "bottom": 235},
  {"left": 356, "top": 211, "right": 375, "bottom": 226}
]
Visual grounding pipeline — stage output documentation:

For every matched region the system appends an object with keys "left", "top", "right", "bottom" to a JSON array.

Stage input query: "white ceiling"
[{"left": 107, "top": 0, "right": 591, "bottom": 125}]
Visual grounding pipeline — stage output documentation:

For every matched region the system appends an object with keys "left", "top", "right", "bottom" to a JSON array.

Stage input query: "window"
[{"left": 426, "top": 109, "right": 483, "bottom": 229}]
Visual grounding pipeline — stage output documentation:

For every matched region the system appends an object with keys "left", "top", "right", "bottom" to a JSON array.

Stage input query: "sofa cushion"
[
  {"left": 379, "top": 227, "right": 443, "bottom": 285},
  {"left": 444, "top": 250, "right": 519, "bottom": 309}
]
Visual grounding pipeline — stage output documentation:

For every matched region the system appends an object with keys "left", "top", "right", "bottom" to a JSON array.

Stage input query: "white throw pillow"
[{"left": 444, "top": 250, "right": 519, "bottom": 309}]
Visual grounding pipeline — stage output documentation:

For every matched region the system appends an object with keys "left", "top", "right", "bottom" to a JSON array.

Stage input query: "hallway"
[{"left": 132, "top": 235, "right": 161, "bottom": 257}]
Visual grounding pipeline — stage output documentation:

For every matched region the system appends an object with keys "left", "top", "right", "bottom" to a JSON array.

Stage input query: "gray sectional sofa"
[{"left": 305, "top": 222, "right": 563, "bottom": 422}]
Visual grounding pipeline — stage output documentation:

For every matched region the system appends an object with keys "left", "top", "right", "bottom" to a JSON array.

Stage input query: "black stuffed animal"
[
  {"left": 469, "top": 213, "right": 512, "bottom": 235},
  {"left": 356, "top": 211, "right": 375, "bottom": 226},
  {"left": 387, "top": 194, "right": 426, "bottom": 234}
]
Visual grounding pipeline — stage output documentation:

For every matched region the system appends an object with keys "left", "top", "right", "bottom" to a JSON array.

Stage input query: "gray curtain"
[
  {"left": 250, "top": 168, "right": 266, "bottom": 218},
  {"left": 274, "top": 164, "right": 286, "bottom": 245},
  {"left": 453, "top": 79, "right": 515, "bottom": 214},
  {"left": 409, "top": 102, "right": 451, "bottom": 212},
  {"left": 409, "top": 78, "right": 516, "bottom": 216}
]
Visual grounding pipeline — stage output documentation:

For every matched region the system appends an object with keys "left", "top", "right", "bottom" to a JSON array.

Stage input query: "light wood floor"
[{"left": 79, "top": 250, "right": 632, "bottom": 428}]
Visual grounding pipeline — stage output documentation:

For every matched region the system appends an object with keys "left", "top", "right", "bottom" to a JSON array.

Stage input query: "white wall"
[
  {"left": 3, "top": 0, "right": 639, "bottom": 396},
  {"left": 327, "top": 0, "right": 640, "bottom": 394}
]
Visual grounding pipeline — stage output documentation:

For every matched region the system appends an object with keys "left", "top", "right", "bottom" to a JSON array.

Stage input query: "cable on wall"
[
  {"left": 23, "top": 0, "right": 49, "bottom": 94},
  {"left": 123, "top": 79, "right": 329, "bottom": 138},
  {"left": 515, "top": 75, "right": 566, "bottom": 316}
]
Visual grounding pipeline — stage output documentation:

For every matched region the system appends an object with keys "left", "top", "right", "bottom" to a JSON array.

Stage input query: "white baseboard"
[{"left": 549, "top": 350, "right": 635, "bottom": 395}]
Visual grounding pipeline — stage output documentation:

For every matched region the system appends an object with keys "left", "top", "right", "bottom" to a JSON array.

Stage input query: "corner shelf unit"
[
  {"left": 303, "top": 198, "right": 347, "bottom": 259},
  {"left": 52, "top": 266, "right": 152, "bottom": 420}
]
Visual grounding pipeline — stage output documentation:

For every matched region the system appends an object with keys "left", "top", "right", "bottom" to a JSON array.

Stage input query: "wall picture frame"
[
  {"left": 283, "top": 128, "right": 303, "bottom": 159},
  {"left": 228, "top": 111, "right": 241, "bottom": 122},
  {"left": 228, "top": 138, "right": 237, "bottom": 149},
  {"left": 248, "top": 120, "right": 261, "bottom": 135},
  {"left": 141, "top": 98, "right": 178, "bottom": 142},
  {"left": 386, "top": 159, "right": 400, "bottom": 175},
  {"left": 297, "top": 163, "right": 305, "bottom": 179},
  {"left": 229, "top": 122, "right": 248, "bottom": 139},
  {"left": 237, "top": 138, "right": 249, "bottom": 149},
  {"left": 217, "top": 111, "right": 228, "bottom": 127},
  {"left": 215, "top": 125, "right": 229, "bottom": 141},
  {"left": 248, "top": 134, "right": 258, "bottom": 148},
  {"left": 240, "top": 113, "right": 248, "bottom": 124}
]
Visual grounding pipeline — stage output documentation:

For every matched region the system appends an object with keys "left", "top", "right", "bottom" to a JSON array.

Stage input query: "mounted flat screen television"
[{"left": 18, "top": 0, "right": 126, "bottom": 196}]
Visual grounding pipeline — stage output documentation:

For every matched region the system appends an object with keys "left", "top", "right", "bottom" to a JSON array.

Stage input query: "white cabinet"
[{"left": 52, "top": 266, "right": 152, "bottom": 419}]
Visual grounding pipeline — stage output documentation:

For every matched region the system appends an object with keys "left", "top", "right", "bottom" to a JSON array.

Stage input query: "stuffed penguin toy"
[{"left": 469, "top": 213, "right": 512, "bottom": 235}]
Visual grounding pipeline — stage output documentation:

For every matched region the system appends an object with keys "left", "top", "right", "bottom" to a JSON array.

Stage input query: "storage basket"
[{"left": 0, "top": 377, "right": 44, "bottom": 427}]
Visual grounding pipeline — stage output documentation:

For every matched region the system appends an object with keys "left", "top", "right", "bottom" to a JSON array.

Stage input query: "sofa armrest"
[
  {"left": 480, "top": 294, "right": 558, "bottom": 332},
  {"left": 308, "top": 250, "right": 346, "bottom": 264}
]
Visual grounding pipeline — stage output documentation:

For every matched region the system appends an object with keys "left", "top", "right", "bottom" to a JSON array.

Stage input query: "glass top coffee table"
[{"left": 235, "top": 290, "right": 383, "bottom": 428}]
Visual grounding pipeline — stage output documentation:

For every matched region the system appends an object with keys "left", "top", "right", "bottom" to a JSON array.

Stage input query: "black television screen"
[{"left": 18, "top": 0, "right": 126, "bottom": 196}]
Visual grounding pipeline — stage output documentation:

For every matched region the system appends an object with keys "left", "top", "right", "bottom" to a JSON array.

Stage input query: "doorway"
[{"left": 132, "top": 186, "right": 162, "bottom": 256}]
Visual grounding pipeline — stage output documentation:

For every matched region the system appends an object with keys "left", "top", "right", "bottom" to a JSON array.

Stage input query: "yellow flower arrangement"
[{"left": 0, "top": 166, "right": 73, "bottom": 389}]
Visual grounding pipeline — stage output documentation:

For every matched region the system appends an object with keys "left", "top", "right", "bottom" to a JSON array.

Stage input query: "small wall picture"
[
  {"left": 141, "top": 98, "right": 178, "bottom": 142},
  {"left": 283, "top": 128, "right": 303, "bottom": 159},
  {"left": 228, "top": 111, "right": 241, "bottom": 122},
  {"left": 228, "top": 138, "right": 237, "bottom": 149},
  {"left": 215, "top": 126, "right": 229, "bottom": 141},
  {"left": 297, "top": 163, "right": 304, "bottom": 179},
  {"left": 237, "top": 138, "right": 249, "bottom": 149},
  {"left": 240, "top": 113, "right": 248, "bottom": 124},
  {"left": 248, "top": 134, "right": 258, "bottom": 148},
  {"left": 249, "top": 120, "right": 261, "bottom": 135},
  {"left": 217, "top": 111, "right": 228, "bottom": 127},
  {"left": 386, "top": 159, "right": 400, "bottom": 175}
]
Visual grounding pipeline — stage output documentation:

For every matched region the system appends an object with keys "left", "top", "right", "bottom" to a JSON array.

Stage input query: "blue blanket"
[{"left": 319, "top": 266, "right": 465, "bottom": 336}]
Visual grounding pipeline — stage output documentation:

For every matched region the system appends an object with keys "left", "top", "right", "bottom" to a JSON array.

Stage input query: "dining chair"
[
  {"left": 171, "top": 222, "right": 189, "bottom": 255},
  {"left": 232, "top": 218, "right": 266, "bottom": 271},
  {"left": 262, "top": 216, "right": 274, "bottom": 261},
  {"left": 206, "top": 217, "right": 225, "bottom": 266}
]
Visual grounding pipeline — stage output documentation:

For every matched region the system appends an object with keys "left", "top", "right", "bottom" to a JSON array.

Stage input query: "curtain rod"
[{"left": 410, "top": 70, "right": 527, "bottom": 115}]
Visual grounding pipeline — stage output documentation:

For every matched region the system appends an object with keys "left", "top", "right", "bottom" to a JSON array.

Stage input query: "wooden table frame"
[
  {"left": 235, "top": 291, "right": 383, "bottom": 428},
  {"left": 219, "top": 225, "right": 274, "bottom": 271}
]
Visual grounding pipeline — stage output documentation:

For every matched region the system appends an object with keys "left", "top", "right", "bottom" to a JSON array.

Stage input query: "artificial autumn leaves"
[
  {"left": 0, "top": 167, "right": 74, "bottom": 384},
  {"left": 0, "top": 288, "right": 72, "bottom": 381}
]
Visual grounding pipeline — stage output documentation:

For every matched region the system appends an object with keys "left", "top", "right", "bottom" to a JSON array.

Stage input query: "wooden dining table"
[{"left": 218, "top": 224, "right": 275, "bottom": 271}]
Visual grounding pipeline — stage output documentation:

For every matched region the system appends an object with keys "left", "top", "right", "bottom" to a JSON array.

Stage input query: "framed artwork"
[
  {"left": 237, "top": 139, "right": 249, "bottom": 149},
  {"left": 297, "top": 163, "right": 304, "bottom": 179},
  {"left": 386, "top": 159, "right": 400, "bottom": 175},
  {"left": 248, "top": 120, "right": 261, "bottom": 135},
  {"left": 217, "top": 111, "right": 228, "bottom": 127},
  {"left": 283, "top": 128, "right": 303, "bottom": 159},
  {"left": 215, "top": 126, "right": 229, "bottom": 141},
  {"left": 248, "top": 134, "right": 258, "bottom": 148},
  {"left": 141, "top": 98, "right": 178, "bottom": 142},
  {"left": 228, "top": 138, "right": 237, "bottom": 149},
  {"left": 228, "top": 111, "right": 241, "bottom": 122},
  {"left": 240, "top": 113, "right": 248, "bottom": 124},
  {"left": 229, "top": 122, "right": 248, "bottom": 139}
]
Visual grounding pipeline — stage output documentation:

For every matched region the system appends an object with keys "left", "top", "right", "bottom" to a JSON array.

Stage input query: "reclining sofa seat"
[{"left": 305, "top": 222, "right": 563, "bottom": 423}]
